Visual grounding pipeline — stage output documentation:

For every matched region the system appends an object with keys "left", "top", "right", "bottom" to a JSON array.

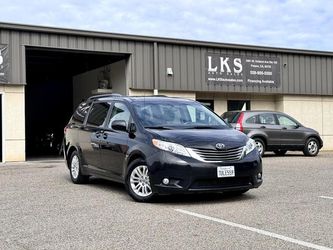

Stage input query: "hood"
[{"left": 147, "top": 128, "right": 248, "bottom": 149}]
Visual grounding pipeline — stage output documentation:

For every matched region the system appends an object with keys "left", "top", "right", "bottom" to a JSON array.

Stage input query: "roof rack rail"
[{"left": 87, "top": 93, "right": 122, "bottom": 101}]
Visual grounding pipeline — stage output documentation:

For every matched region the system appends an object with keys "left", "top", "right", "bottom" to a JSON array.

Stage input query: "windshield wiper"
[
  {"left": 144, "top": 125, "right": 224, "bottom": 130},
  {"left": 144, "top": 126, "right": 173, "bottom": 130},
  {"left": 186, "top": 125, "right": 222, "bottom": 129}
]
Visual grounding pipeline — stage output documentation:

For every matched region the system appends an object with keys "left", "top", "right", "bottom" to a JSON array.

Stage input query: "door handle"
[
  {"left": 260, "top": 126, "right": 266, "bottom": 129},
  {"left": 282, "top": 127, "right": 287, "bottom": 130},
  {"left": 95, "top": 130, "right": 104, "bottom": 138}
]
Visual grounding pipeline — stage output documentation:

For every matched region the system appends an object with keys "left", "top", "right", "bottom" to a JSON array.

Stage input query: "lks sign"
[{"left": 206, "top": 53, "right": 280, "bottom": 87}]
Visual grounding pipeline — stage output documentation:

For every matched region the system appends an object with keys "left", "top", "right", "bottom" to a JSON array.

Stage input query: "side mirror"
[
  {"left": 111, "top": 120, "right": 127, "bottom": 132},
  {"left": 129, "top": 123, "right": 137, "bottom": 134},
  {"left": 294, "top": 124, "right": 300, "bottom": 129}
]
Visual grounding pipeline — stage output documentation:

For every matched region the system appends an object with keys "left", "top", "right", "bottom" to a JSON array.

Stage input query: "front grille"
[
  {"left": 189, "top": 146, "right": 244, "bottom": 162},
  {"left": 191, "top": 177, "right": 251, "bottom": 189}
]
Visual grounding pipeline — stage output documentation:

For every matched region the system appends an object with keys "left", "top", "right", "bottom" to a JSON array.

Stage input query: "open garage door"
[{"left": 25, "top": 47, "right": 129, "bottom": 159}]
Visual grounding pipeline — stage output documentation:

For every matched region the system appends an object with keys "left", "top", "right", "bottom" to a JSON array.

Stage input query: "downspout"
[{"left": 153, "top": 42, "right": 159, "bottom": 95}]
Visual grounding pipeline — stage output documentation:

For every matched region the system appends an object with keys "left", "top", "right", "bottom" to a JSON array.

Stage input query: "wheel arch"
[
  {"left": 305, "top": 135, "right": 321, "bottom": 145},
  {"left": 66, "top": 145, "right": 80, "bottom": 169},
  {"left": 125, "top": 151, "right": 146, "bottom": 172}
]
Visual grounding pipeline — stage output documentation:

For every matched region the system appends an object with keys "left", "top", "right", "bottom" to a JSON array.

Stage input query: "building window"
[{"left": 227, "top": 100, "right": 250, "bottom": 111}]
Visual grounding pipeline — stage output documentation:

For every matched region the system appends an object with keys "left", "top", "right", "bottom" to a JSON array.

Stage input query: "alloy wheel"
[
  {"left": 308, "top": 140, "right": 318, "bottom": 155},
  {"left": 71, "top": 155, "right": 80, "bottom": 179},
  {"left": 130, "top": 165, "right": 152, "bottom": 197}
]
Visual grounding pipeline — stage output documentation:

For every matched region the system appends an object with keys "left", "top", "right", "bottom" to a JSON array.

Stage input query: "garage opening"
[{"left": 25, "top": 47, "right": 129, "bottom": 159}]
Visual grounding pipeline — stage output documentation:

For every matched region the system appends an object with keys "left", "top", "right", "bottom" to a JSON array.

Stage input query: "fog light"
[
  {"left": 257, "top": 173, "right": 262, "bottom": 179},
  {"left": 162, "top": 178, "right": 169, "bottom": 185}
]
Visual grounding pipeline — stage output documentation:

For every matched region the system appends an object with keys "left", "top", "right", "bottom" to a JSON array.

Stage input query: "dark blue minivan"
[{"left": 64, "top": 95, "right": 262, "bottom": 202}]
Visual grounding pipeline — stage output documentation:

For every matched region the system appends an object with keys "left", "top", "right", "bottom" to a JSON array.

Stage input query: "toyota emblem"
[{"left": 216, "top": 143, "right": 226, "bottom": 150}]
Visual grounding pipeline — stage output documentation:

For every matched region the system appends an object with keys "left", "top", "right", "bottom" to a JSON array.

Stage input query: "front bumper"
[{"left": 146, "top": 150, "right": 262, "bottom": 195}]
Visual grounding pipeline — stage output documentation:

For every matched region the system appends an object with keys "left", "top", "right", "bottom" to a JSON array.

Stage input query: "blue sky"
[{"left": 1, "top": 0, "right": 333, "bottom": 51}]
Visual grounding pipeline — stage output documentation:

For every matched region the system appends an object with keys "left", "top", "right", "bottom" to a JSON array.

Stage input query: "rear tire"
[
  {"left": 274, "top": 150, "right": 287, "bottom": 156},
  {"left": 253, "top": 138, "right": 265, "bottom": 157},
  {"left": 303, "top": 138, "right": 319, "bottom": 156},
  {"left": 125, "top": 159, "right": 155, "bottom": 202},
  {"left": 69, "top": 151, "right": 89, "bottom": 184}
]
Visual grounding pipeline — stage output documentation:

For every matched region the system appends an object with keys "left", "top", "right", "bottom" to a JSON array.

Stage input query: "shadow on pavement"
[{"left": 81, "top": 176, "right": 257, "bottom": 204}]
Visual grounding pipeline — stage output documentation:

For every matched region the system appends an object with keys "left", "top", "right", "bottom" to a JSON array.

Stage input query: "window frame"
[
  {"left": 275, "top": 113, "right": 299, "bottom": 127},
  {"left": 72, "top": 101, "right": 92, "bottom": 125},
  {"left": 258, "top": 112, "right": 278, "bottom": 125},
  {"left": 104, "top": 101, "right": 133, "bottom": 132},
  {"left": 245, "top": 114, "right": 258, "bottom": 124},
  {"left": 85, "top": 101, "right": 112, "bottom": 128}
]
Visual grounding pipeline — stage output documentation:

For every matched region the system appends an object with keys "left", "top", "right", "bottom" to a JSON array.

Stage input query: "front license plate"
[{"left": 217, "top": 166, "right": 235, "bottom": 178}]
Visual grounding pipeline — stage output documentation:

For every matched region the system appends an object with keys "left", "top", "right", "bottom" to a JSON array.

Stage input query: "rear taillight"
[{"left": 235, "top": 112, "right": 244, "bottom": 132}]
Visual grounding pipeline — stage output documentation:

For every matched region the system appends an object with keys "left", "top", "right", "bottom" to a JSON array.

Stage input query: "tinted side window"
[
  {"left": 87, "top": 102, "right": 110, "bottom": 127},
  {"left": 258, "top": 113, "right": 277, "bottom": 125},
  {"left": 277, "top": 114, "right": 297, "bottom": 126},
  {"left": 72, "top": 102, "right": 91, "bottom": 124},
  {"left": 245, "top": 115, "right": 257, "bottom": 124},
  {"left": 108, "top": 102, "right": 131, "bottom": 128}
]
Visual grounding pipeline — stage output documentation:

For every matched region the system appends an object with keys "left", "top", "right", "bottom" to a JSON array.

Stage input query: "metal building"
[{"left": 0, "top": 22, "right": 332, "bottom": 161}]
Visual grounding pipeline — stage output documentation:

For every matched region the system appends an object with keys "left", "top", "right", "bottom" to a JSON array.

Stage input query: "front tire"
[
  {"left": 69, "top": 151, "right": 89, "bottom": 184},
  {"left": 303, "top": 138, "right": 320, "bottom": 156},
  {"left": 125, "top": 159, "right": 155, "bottom": 202}
]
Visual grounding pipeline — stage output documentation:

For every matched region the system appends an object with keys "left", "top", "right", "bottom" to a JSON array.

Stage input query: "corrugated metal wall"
[
  {"left": 0, "top": 29, "right": 154, "bottom": 89},
  {"left": 1, "top": 27, "right": 333, "bottom": 96},
  {"left": 157, "top": 44, "right": 333, "bottom": 95}
]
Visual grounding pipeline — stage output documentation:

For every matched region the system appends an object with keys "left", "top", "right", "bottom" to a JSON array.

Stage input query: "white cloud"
[{"left": 1, "top": 0, "right": 333, "bottom": 51}]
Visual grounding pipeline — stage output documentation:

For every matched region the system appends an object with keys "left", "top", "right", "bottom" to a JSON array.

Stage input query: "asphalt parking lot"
[{"left": 0, "top": 152, "right": 332, "bottom": 250}]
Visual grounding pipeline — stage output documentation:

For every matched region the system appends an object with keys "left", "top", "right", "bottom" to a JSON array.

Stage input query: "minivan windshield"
[{"left": 132, "top": 99, "right": 229, "bottom": 129}]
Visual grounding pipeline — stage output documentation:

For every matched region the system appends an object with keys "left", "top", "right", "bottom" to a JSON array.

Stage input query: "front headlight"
[
  {"left": 152, "top": 139, "right": 190, "bottom": 157},
  {"left": 244, "top": 138, "right": 256, "bottom": 156}
]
